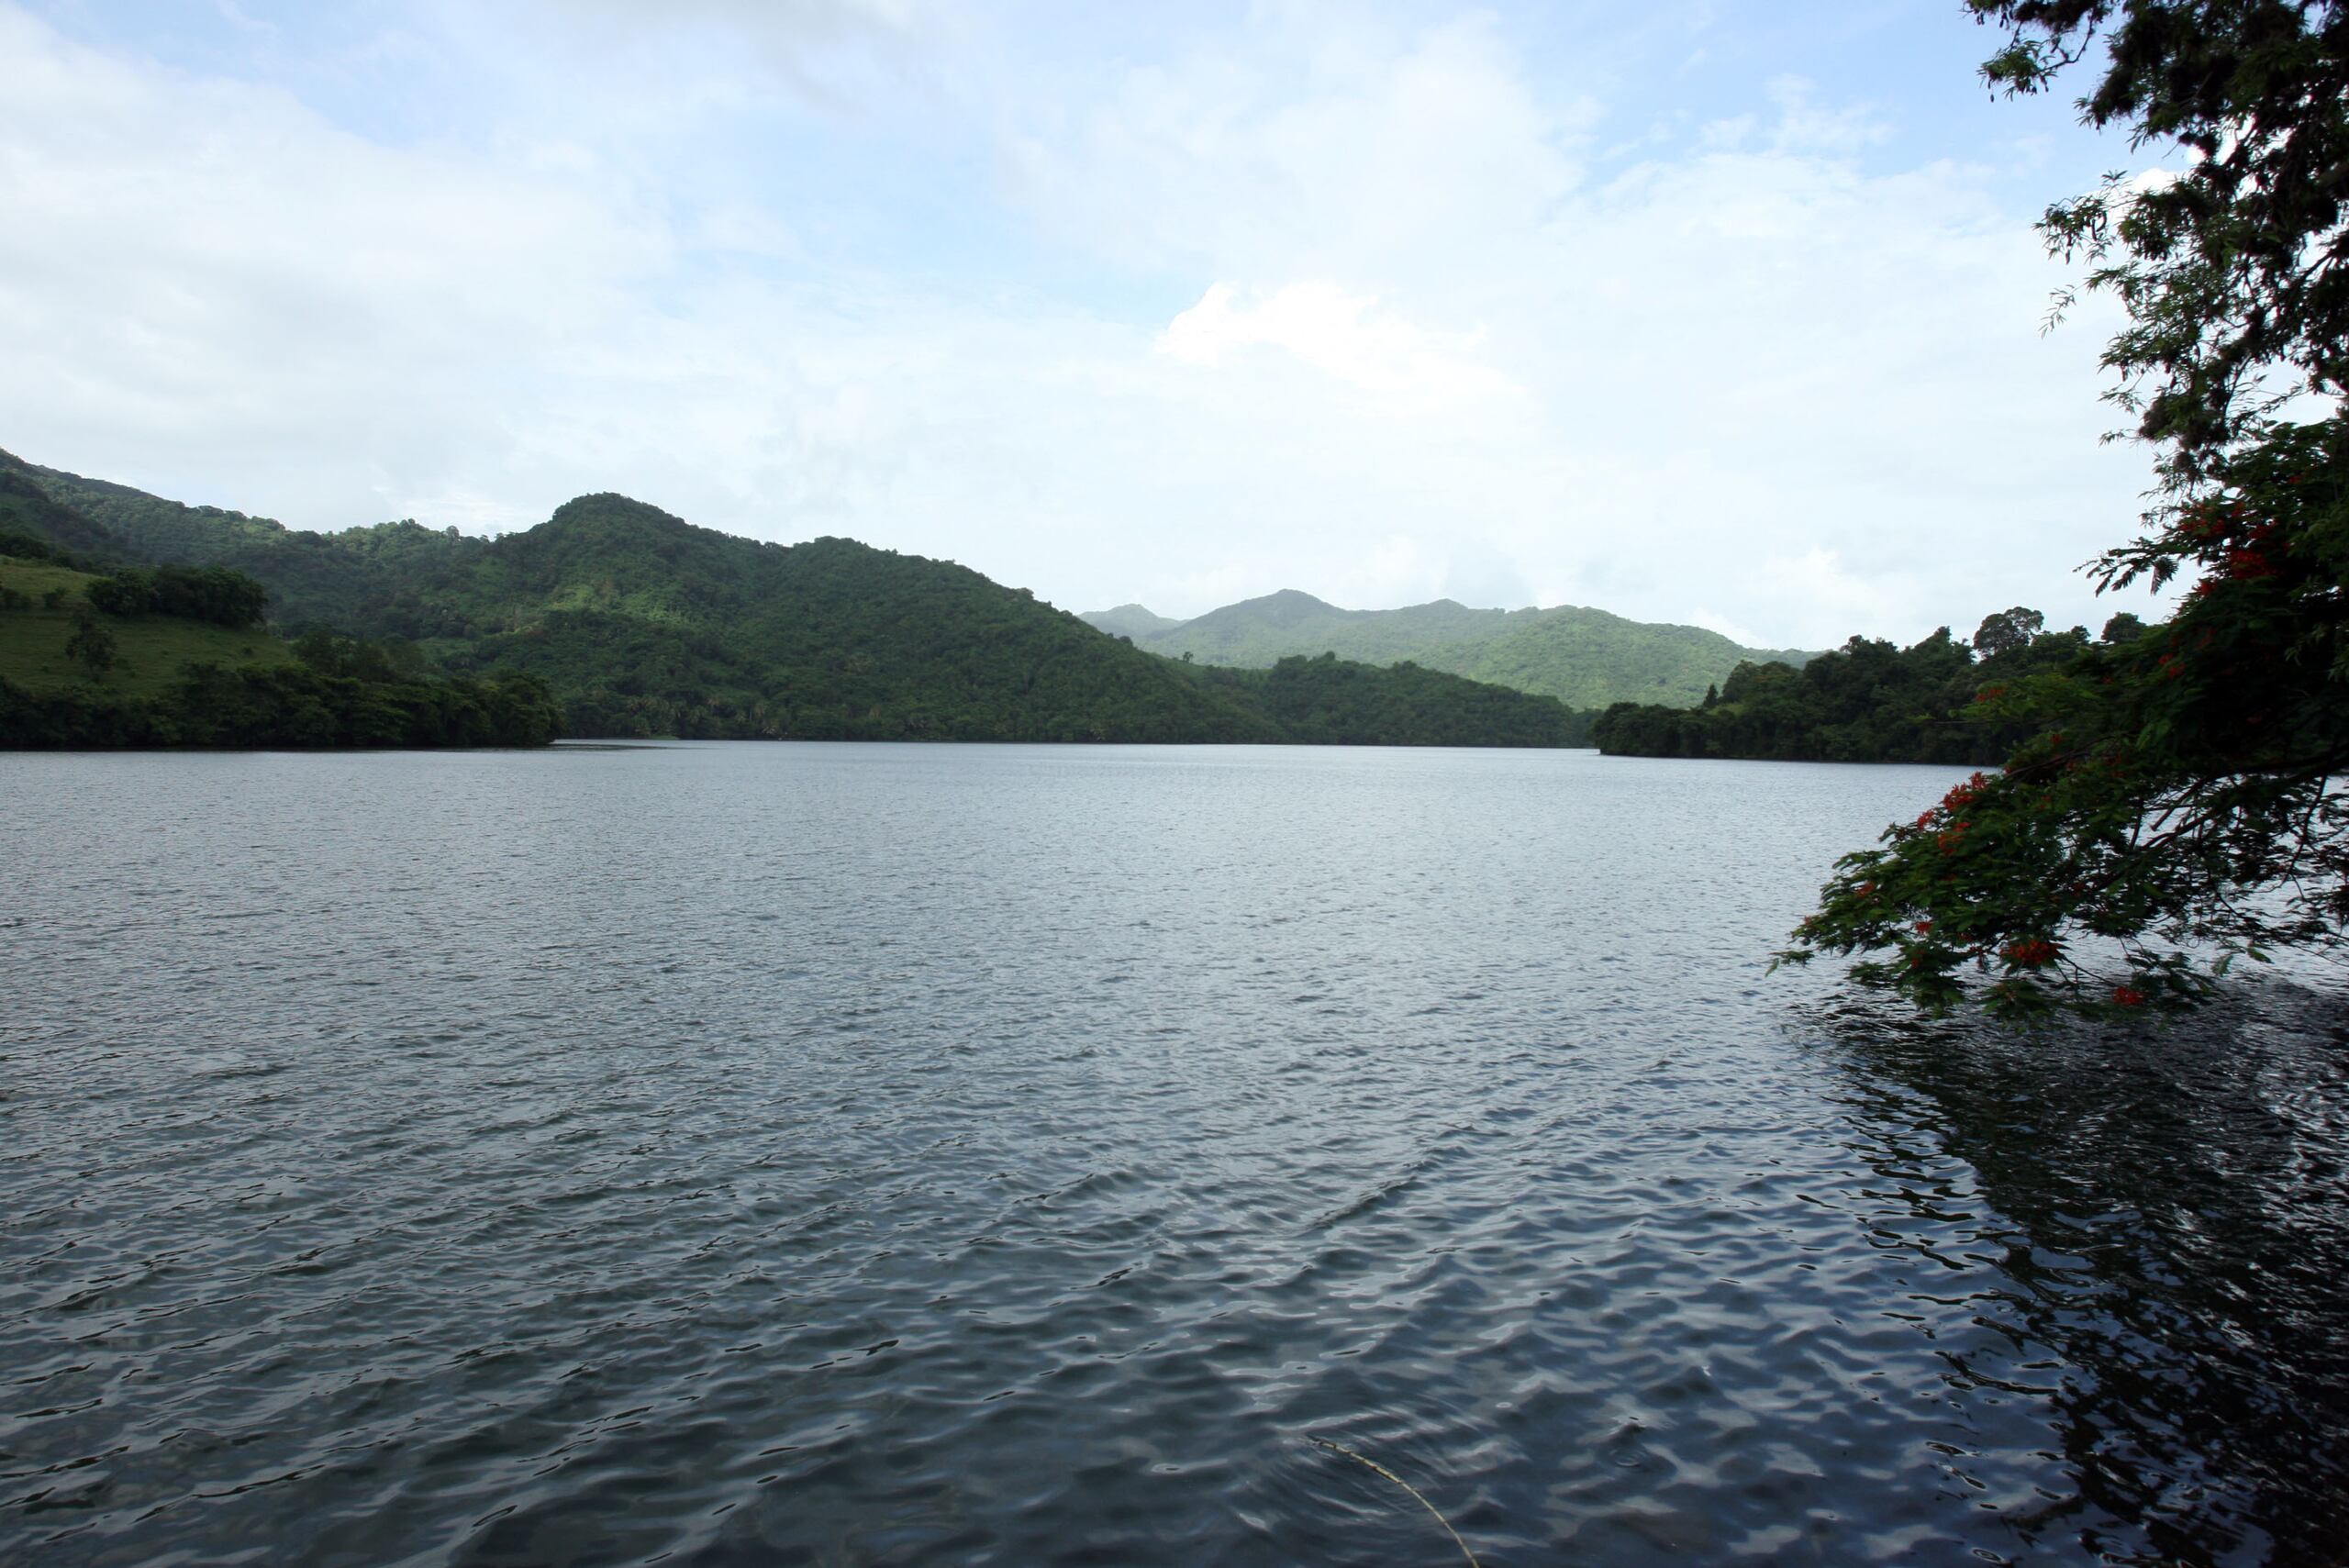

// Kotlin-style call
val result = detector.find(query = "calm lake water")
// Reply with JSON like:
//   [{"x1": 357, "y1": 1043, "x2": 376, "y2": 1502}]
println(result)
[{"x1": 3, "y1": 743, "x2": 2344, "y2": 1567}]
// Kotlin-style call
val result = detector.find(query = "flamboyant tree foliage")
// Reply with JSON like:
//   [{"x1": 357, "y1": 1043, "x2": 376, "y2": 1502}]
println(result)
[{"x1": 1785, "y1": 0, "x2": 2349, "y2": 1018}]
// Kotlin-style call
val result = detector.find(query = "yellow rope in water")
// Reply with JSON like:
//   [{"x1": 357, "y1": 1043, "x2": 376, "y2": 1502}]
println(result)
[{"x1": 1308, "y1": 1436, "x2": 1482, "y2": 1568}]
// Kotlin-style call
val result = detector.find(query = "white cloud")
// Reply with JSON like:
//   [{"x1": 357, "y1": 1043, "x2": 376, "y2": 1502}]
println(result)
[
  {"x1": 1158, "y1": 282, "x2": 1516, "y2": 407},
  {"x1": 1688, "y1": 607, "x2": 1762, "y2": 647}
]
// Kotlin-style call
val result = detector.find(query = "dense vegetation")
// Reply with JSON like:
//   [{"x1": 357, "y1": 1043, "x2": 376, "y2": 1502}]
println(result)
[
  {"x1": 1081, "y1": 589, "x2": 1811, "y2": 709},
  {"x1": 2, "y1": 466, "x2": 1584, "y2": 749},
  {"x1": 84, "y1": 564, "x2": 270, "y2": 628},
  {"x1": 449, "y1": 508, "x2": 1286, "y2": 743},
  {"x1": 1593, "y1": 608, "x2": 2135, "y2": 763},
  {"x1": 1786, "y1": 0, "x2": 2349, "y2": 1019},
  {"x1": 0, "y1": 662, "x2": 564, "y2": 750}
]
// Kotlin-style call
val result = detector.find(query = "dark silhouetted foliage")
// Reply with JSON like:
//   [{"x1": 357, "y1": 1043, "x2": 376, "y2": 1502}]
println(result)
[{"x1": 0, "y1": 662, "x2": 562, "y2": 750}]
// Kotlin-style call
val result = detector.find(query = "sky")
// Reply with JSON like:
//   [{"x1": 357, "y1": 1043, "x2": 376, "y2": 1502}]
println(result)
[{"x1": 1, "y1": 0, "x2": 2185, "y2": 649}]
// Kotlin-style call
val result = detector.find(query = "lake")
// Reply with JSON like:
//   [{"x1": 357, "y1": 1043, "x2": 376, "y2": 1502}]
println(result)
[{"x1": 3, "y1": 742, "x2": 2343, "y2": 1566}]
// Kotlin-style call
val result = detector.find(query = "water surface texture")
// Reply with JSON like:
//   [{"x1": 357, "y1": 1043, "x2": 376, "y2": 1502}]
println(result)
[{"x1": 3, "y1": 744, "x2": 2343, "y2": 1566}]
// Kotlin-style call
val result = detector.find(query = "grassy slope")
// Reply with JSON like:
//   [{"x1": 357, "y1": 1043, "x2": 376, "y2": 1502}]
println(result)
[
  {"x1": 0, "y1": 559, "x2": 296, "y2": 697},
  {"x1": 1107, "y1": 590, "x2": 1813, "y2": 709}
]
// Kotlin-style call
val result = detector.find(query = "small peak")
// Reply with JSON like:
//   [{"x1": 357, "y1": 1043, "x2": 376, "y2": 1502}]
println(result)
[
  {"x1": 1226, "y1": 588, "x2": 1346, "y2": 624},
  {"x1": 546, "y1": 493, "x2": 688, "y2": 528}
]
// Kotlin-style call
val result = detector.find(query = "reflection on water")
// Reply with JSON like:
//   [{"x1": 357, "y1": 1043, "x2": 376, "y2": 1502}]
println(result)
[{"x1": 1814, "y1": 984, "x2": 2349, "y2": 1566}]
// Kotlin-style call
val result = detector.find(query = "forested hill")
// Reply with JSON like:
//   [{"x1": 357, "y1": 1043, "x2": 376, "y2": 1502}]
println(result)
[
  {"x1": 3, "y1": 451, "x2": 1586, "y2": 747},
  {"x1": 1079, "y1": 589, "x2": 1812, "y2": 709},
  {"x1": 448, "y1": 497, "x2": 1288, "y2": 741},
  {"x1": 1591, "y1": 609, "x2": 2146, "y2": 765}
]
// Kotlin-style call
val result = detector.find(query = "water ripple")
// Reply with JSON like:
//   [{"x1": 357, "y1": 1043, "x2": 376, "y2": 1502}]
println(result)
[{"x1": 2, "y1": 743, "x2": 2343, "y2": 1566}]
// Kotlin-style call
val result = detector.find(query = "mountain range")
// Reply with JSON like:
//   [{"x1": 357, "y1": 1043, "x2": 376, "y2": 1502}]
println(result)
[
  {"x1": 0, "y1": 450, "x2": 1585, "y2": 748},
  {"x1": 1082, "y1": 590, "x2": 1812, "y2": 710}
]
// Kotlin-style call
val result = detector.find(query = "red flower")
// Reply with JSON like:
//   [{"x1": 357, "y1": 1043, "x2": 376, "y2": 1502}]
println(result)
[
  {"x1": 2110, "y1": 984, "x2": 2146, "y2": 1008},
  {"x1": 2003, "y1": 938, "x2": 2056, "y2": 967},
  {"x1": 1914, "y1": 919, "x2": 1934, "y2": 936},
  {"x1": 1941, "y1": 772, "x2": 1989, "y2": 811}
]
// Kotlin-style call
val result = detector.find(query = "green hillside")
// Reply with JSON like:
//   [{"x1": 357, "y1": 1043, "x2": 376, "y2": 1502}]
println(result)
[
  {"x1": 1454, "y1": 606, "x2": 1810, "y2": 708},
  {"x1": 1081, "y1": 590, "x2": 1812, "y2": 709},
  {"x1": 430, "y1": 495, "x2": 1286, "y2": 741},
  {"x1": 3, "y1": 455, "x2": 1586, "y2": 748}
]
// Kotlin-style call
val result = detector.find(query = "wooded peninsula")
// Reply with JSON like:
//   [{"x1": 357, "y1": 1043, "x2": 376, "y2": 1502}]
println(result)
[{"x1": 1592, "y1": 606, "x2": 2150, "y2": 766}]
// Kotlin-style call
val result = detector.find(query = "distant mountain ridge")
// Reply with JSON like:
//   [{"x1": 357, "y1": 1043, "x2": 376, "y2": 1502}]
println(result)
[
  {"x1": 1080, "y1": 591, "x2": 1812, "y2": 711},
  {"x1": 1083, "y1": 603, "x2": 1186, "y2": 639}
]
